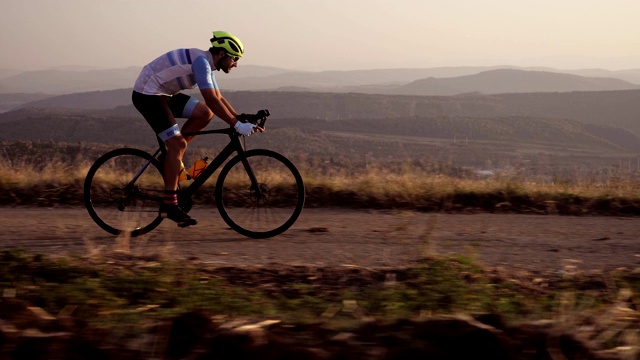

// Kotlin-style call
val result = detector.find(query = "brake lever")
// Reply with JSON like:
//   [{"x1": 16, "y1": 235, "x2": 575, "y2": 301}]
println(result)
[{"x1": 257, "y1": 109, "x2": 270, "y2": 128}]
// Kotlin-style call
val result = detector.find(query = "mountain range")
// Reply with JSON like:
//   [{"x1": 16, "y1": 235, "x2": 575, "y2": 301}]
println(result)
[
  {"x1": 7, "y1": 87, "x2": 640, "y2": 137},
  {"x1": 3, "y1": 64, "x2": 640, "y2": 173},
  {"x1": 388, "y1": 69, "x2": 640, "y2": 96},
  {"x1": 2, "y1": 65, "x2": 640, "y2": 98},
  {"x1": 3, "y1": 88, "x2": 640, "y2": 153}
]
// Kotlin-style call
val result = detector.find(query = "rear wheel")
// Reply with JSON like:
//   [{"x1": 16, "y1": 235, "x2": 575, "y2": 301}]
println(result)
[
  {"x1": 84, "y1": 148, "x2": 165, "y2": 237},
  {"x1": 215, "y1": 149, "x2": 305, "y2": 238}
]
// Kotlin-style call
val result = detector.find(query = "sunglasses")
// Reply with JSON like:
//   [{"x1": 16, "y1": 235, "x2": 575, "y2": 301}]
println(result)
[{"x1": 227, "y1": 54, "x2": 240, "y2": 63}]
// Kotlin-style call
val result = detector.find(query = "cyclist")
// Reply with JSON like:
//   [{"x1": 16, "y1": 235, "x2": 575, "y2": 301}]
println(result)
[{"x1": 132, "y1": 31, "x2": 262, "y2": 227}]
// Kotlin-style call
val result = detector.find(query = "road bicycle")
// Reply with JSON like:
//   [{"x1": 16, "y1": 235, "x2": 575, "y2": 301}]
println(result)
[{"x1": 83, "y1": 110, "x2": 305, "y2": 239}]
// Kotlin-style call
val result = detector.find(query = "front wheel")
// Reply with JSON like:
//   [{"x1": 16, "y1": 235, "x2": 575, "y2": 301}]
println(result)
[
  {"x1": 216, "y1": 149, "x2": 305, "y2": 238},
  {"x1": 84, "y1": 148, "x2": 165, "y2": 237}
]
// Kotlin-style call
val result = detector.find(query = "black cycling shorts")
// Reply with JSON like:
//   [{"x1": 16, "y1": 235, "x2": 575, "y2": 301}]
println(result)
[{"x1": 131, "y1": 91, "x2": 199, "y2": 135}]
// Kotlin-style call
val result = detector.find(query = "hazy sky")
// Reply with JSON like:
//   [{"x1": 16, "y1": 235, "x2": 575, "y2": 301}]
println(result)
[{"x1": 2, "y1": 0, "x2": 640, "y2": 71}]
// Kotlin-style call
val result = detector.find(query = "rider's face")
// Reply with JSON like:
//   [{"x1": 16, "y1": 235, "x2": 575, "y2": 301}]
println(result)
[{"x1": 221, "y1": 55, "x2": 238, "y2": 74}]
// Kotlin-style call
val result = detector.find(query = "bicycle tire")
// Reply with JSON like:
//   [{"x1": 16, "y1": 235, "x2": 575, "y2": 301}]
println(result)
[
  {"x1": 215, "y1": 149, "x2": 305, "y2": 239},
  {"x1": 84, "y1": 148, "x2": 165, "y2": 237}
]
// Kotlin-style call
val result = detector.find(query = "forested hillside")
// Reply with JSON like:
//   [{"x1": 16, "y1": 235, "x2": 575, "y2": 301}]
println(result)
[
  {"x1": 1, "y1": 105, "x2": 632, "y2": 148},
  {"x1": 12, "y1": 89, "x2": 640, "y2": 136},
  {"x1": 0, "y1": 106, "x2": 635, "y2": 164},
  {"x1": 3, "y1": 88, "x2": 639, "y2": 175}
]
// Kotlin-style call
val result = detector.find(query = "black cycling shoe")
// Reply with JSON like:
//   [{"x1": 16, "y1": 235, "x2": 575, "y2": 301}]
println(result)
[{"x1": 159, "y1": 203, "x2": 197, "y2": 228}]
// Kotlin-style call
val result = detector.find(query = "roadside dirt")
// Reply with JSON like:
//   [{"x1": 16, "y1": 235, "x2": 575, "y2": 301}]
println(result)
[
  {"x1": 2, "y1": 207, "x2": 640, "y2": 274},
  {"x1": 3, "y1": 207, "x2": 640, "y2": 359}
]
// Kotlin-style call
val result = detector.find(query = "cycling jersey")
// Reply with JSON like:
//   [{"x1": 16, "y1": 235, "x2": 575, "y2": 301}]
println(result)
[{"x1": 133, "y1": 48, "x2": 220, "y2": 96}]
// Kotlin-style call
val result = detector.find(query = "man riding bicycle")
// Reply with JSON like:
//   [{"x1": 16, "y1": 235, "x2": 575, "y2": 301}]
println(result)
[{"x1": 132, "y1": 31, "x2": 262, "y2": 227}]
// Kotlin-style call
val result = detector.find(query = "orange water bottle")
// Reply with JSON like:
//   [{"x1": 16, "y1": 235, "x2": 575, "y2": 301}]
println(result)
[
  {"x1": 187, "y1": 157, "x2": 208, "y2": 179},
  {"x1": 178, "y1": 161, "x2": 190, "y2": 181}
]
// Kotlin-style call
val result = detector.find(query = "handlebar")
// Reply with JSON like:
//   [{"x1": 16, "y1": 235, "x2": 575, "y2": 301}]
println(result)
[
  {"x1": 182, "y1": 110, "x2": 270, "y2": 138},
  {"x1": 237, "y1": 109, "x2": 270, "y2": 128}
]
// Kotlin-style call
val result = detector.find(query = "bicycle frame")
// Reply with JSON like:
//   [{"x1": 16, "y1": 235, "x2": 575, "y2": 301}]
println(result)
[
  {"x1": 165, "y1": 127, "x2": 260, "y2": 200},
  {"x1": 123, "y1": 127, "x2": 259, "y2": 207}
]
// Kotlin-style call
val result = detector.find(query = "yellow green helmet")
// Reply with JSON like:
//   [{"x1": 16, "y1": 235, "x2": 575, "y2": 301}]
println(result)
[{"x1": 210, "y1": 31, "x2": 244, "y2": 57}]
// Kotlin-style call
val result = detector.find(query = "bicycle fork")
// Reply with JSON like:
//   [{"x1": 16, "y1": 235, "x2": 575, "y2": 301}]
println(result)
[
  {"x1": 238, "y1": 155, "x2": 267, "y2": 202},
  {"x1": 223, "y1": 138, "x2": 266, "y2": 202}
]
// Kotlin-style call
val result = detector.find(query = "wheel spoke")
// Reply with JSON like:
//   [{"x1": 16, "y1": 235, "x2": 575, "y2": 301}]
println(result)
[
  {"x1": 216, "y1": 150, "x2": 304, "y2": 238},
  {"x1": 84, "y1": 149, "x2": 165, "y2": 236}
]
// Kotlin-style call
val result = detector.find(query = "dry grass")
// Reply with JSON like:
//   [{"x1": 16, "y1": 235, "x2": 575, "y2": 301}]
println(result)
[
  {"x1": 301, "y1": 162, "x2": 640, "y2": 198},
  {"x1": 2, "y1": 141, "x2": 640, "y2": 214},
  {"x1": 298, "y1": 162, "x2": 640, "y2": 215}
]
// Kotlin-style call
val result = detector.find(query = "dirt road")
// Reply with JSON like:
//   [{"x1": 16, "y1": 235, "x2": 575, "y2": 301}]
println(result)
[{"x1": 1, "y1": 207, "x2": 640, "y2": 273}]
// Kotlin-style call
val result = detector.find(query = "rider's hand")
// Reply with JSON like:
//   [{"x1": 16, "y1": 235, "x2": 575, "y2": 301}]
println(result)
[{"x1": 234, "y1": 121, "x2": 257, "y2": 136}]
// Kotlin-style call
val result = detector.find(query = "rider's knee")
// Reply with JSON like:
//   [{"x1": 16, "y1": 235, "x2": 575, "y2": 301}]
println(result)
[
  {"x1": 191, "y1": 102, "x2": 213, "y2": 123},
  {"x1": 166, "y1": 136, "x2": 188, "y2": 154}
]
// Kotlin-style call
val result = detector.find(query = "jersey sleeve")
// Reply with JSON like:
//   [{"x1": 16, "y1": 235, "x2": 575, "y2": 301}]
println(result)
[{"x1": 191, "y1": 56, "x2": 219, "y2": 90}]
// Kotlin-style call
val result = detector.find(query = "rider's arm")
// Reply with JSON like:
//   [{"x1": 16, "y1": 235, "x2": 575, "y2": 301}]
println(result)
[
  {"x1": 200, "y1": 88, "x2": 238, "y2": 126},
  {"x1": 220, "y1": 96, "x2": 239, "y2": 118},
  {"x1": 192, "y1": 56, "x2": 239, "y2": 126}
]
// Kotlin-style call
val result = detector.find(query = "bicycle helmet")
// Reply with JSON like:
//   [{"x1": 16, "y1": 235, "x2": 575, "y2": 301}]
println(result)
[{"x1": 210, "y1": 31, "x2": 244, "y2": 58}]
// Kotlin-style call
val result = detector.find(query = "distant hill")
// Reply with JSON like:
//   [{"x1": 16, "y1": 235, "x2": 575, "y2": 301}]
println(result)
[
  {"x1": 218, "y1": 66, "x2": 512, "y2": 91},
  {"x1": 0, "y1": 66, "x2": 527, "y2": 94},
  {"x1": 388, "y1": 69, "x2": 640, "y2": 96},
  {"x1": 0, "y1": 69, "x2": 22, "y2": 80},
  {"x1": 0, "y1": 67, "x2": 141, "y2": 95},
  {"x1": 229, "y1": 65, "x2": 295, "y2": 78},
  {"x1": 0, "y1": 65, "x2": 295, "y2": 95},
  {"x1": 220, "y1": 66, "x2": 640, "y2": 93},
  {"x1": 10, "y1": 88, "x2": 640, "y2": 137},
  {"x1": 0, "y1": 109, "x2": 159, "y2": 147},
  {"x1": 4, "y1": 64, "x2": 640, "y2": 96},
  {"x1": 563, "y1": 68, "x2": 640, "y2": 84},
  {"x1": 4, "y1": 102, "x2": 640, "y2": 177},
  {"x1": 12, "y1": 89, "x2": 132, "y2": 110},
  {"x1": 0, "y1": 93, "x2": 52, "y2": 112},
  {"x1": 0, "y1": 107, "x2": 634, "y2": 154}
]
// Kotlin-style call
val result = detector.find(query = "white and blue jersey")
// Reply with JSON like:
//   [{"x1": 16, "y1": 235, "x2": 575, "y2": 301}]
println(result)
[{"x1": 134, "y1": 48, "x2": 219, "y2": 96}]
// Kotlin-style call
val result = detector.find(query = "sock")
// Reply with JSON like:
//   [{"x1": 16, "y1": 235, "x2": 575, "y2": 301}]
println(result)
[{"x1": 163, "y1": 190, "x2": 178, "y2": 206}]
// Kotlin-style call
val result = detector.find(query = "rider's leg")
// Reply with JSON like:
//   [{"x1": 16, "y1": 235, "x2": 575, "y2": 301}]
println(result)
[
  {"x1": 163, "y1": 134, "x2": 188, "y2": 191},
  {"x1": 158, "y1": 133, "x2": 196, "y2": 227},
  {"x1": 181, "y1": 101, "x2": 214, "y2": 143},
  {"x1": 158, "y1": 131, "x2": 197, "y2": 227},
  {"x1": 157, "y1": 101, "x2": 211, "y2": 226},
  {"x1": 131, "y1": 91, "x2": 197, "y2": 227}
]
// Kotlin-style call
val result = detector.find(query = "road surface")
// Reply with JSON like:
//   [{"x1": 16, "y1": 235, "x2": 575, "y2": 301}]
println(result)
[{"x1": 1, "y1": 207, "x2": 639, "y2": 273}]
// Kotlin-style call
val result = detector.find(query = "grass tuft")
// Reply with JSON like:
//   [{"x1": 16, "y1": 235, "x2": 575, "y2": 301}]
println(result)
[{"x1": 3, "y1": 141, "x2": 640, "y2": 215}]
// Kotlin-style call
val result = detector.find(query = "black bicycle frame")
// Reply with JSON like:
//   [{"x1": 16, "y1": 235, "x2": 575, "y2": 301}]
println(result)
[
  {"x1": 174, "y1": 128, "x2": 261, "y2": 199},
  {"x1": 125, "y1": 147, "x2": 163, "y2": 192}
]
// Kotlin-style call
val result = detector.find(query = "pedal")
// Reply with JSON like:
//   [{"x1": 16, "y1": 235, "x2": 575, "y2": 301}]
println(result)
[{"x1": 177, "y1": 220, "x2": 197, "y2": 228}]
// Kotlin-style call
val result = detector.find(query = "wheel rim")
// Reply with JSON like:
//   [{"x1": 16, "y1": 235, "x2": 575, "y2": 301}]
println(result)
[
  {"x1": 85, "y1": 150, "x2": 164, "y2": 236},
  {"x1": 217, "y1": 150, "x2": 304, "y2": 238}
]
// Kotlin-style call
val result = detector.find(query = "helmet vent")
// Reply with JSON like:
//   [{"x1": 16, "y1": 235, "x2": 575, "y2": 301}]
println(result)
[{"x1": 210, "y1": 31, "x2": 244, "y2": 56}]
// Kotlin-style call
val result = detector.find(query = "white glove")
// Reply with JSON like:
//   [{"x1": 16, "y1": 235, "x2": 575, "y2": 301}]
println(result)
[{"x1": 234, "y1": 121, "x2": 256, "y2": 136}]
